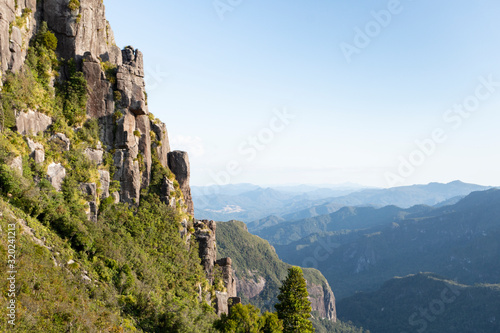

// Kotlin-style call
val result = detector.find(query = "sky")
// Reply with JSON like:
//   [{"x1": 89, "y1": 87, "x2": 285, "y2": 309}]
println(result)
[{"x1": 103, "y1": 0, "x2": 500, "y2": 188}]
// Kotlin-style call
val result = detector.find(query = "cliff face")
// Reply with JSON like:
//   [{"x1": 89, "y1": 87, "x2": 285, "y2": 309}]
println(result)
[
  {"x1": 0, "y1": 0, "x2": 193, "y2": 213},
  {"x1": 216, "y1": 220, "x2": 337, "y2": 322},
  {"x1": 194, "y1": 220, "x2": 238, "y2": 315}
]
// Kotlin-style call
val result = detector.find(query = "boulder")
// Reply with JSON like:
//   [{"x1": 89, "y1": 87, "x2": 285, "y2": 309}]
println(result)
[
  {"x1": 47, "y1": 163, "x2": 66, "y2": 191},
  {"x1": 111, "y1": 191, "x2": 120, "y2": 204},
  {"x1": 84, "y1": 147, "x2": 104, "y2": 165},
  {"x1": 167, "y1": 151, "x2": 194, "y2": 215},
  {"x1": 26, "y1": 138, "x2": 45, "y2": 164},
  {"x1": 49, "y1": 133, "x2": 71, "y2": 151},
  {"x1": 16, "y1": 110, "x2": 52, "y2": 135}
]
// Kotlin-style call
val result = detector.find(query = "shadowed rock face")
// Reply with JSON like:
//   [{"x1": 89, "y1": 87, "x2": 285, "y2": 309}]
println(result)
[
  {"x1": 307, "y1": 283, "x2": 337, "y2": 321},
  {"x1": 168, "y1": 150, "x2": 194, "y2": 215},
  {"x1": 195, "y1": 220, "x2": 217, "y2": 283}
]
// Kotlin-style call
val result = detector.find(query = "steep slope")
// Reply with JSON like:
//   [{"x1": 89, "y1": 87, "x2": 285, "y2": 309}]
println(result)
[
  {"x1": 338, "y1": 273, "x2": 500, "y2": 333},
  {"x1": 276, "y1": 189, "x2": 500, "y2": 299},
  {"x1": 215, "y1": 220, "x2": 336, "y2": 322},
  {"x1": 0, "y1": 1, "x2": 223, "y2": 331}
]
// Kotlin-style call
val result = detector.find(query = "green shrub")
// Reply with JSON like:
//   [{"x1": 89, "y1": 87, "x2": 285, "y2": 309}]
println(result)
[
  {"x1": 59, "y1": 60, "x2": 88, "y2": 126},
  {"x1": 76, "y1": 118, "x2": 100, "y2": 146},
  {"x1": 68, "y1": 0, "x2": 80, "y2": 11},
  {"x1": 101, "y1": 61, "x2": 117, "y2": 85},
  {"x1": 43, "y1": 30, "x2": 58, "y2": 51}
]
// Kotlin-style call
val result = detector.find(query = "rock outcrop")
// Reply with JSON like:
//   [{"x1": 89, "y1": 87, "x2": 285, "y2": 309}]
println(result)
[
  {"x1": 1, "y1": 0, "x2": 193, "y2": 216},
  {"x1": 168, "y1": 151, "x2": 194, "y2": 215},
  {"x1": 1, "y1": 0, "x2": 223, "y2": 315},
  {"x1": 151, "y1": 121, "x2": 170, "y2": 167},
  {"x1": 195, "y1": 220, "x2": 217, "y2": 283},
  {"x1": 216, "y1": 257, "x2": 237, "y2": 298},
  {"x1": 42, "y1": 0, "x2": 121, "y2": 65},
  {"x1": 195, "y1": 220, "x2": 239, "y2": 315},
  {"x1": 49, "y1": 133, "x2": 71, "y2": 151},
  {"x1": 98, "y1": 170, "x2": 110, "y2": 199},
  {"x1": 79, "y1": 183, "x2": 98, "y2": 222},
  {"x1": 16, "y1": 111, "x2": 52, "y2": 136},
  {"x1": 308, "y1": 282, "x2": 337, "y2": 321},
  {"x1": 0, "y1": 0, "x2": 37, "y2": 76},
  {"x1": 84, "y1": 146, "x2": 104, "y2": 165},
  {"x1": 236, "y1": 276, "x2": 267, "y2": 299},
  {"x1": 26, "y1": 138, "x2": 45, "y2": 164},
  {"x1": 47, "y1": 163, "x2": 66, "y2": 191}
]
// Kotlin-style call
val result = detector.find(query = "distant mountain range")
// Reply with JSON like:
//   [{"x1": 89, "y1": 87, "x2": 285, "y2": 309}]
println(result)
[
  {"x1": 192, "y1": 183, "x2": 368, "y2": 222},
  {"x1": 193, "y1": 181, "x2": 491, "y2": 223},
  {"x1": 274, "y1": 189, "x2": 500, "y2": 299}
]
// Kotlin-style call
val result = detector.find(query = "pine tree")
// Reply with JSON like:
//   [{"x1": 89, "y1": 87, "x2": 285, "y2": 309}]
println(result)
[{"x1": 275, "y1": 267, "x2": 315, "y2": 333}]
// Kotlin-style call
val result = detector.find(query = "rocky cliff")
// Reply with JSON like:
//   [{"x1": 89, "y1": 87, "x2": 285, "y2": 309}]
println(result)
[
  {"x1": 194, "y1": 219, "x2": 239, "y2": 315},
  {"x1": 0, "y1": 0, "x2": 193, "y2": 213},
  {"x1": 216, "y1": 220, "x2": 337, "y2": 322},
  {"x1": 0, "y1": 0, "x2": 244, "y2": 319}
]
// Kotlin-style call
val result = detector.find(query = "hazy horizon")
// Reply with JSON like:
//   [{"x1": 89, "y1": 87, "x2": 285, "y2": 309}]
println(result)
[
  {"x1": 191, "y1": 179, "x2": 498, "y2": 190},
  {"x1": 104, "y1": 1, "x2": 500, "y2": 188}
]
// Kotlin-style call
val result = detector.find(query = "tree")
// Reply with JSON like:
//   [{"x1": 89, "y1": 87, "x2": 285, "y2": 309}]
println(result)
[
  {"x1": 214, "y1": 304, "x2": 262, "y2": 333},
  {"x1": 259, "y1": 312, "x2": 283, "y2": 333},
  {"x1": 214, "y1": 304, "x2": 284, "y2": 333},
  {"x1": 275, "y1": 267, "x2": 315, "y2": 333}
]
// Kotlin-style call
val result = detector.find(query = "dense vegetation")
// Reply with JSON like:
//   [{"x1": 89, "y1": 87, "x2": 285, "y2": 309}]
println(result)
[
  {"x1": 0, "y1": 129, "x2": 219, "y2": 331},
  {"x1": 338, "y1": 273, "x2": 500, "y2": 333}
]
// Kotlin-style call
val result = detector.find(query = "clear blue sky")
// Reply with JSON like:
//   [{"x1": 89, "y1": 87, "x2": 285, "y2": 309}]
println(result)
[{"x1": 104, "y1": 0, "x2": 500, "y2": 188}]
